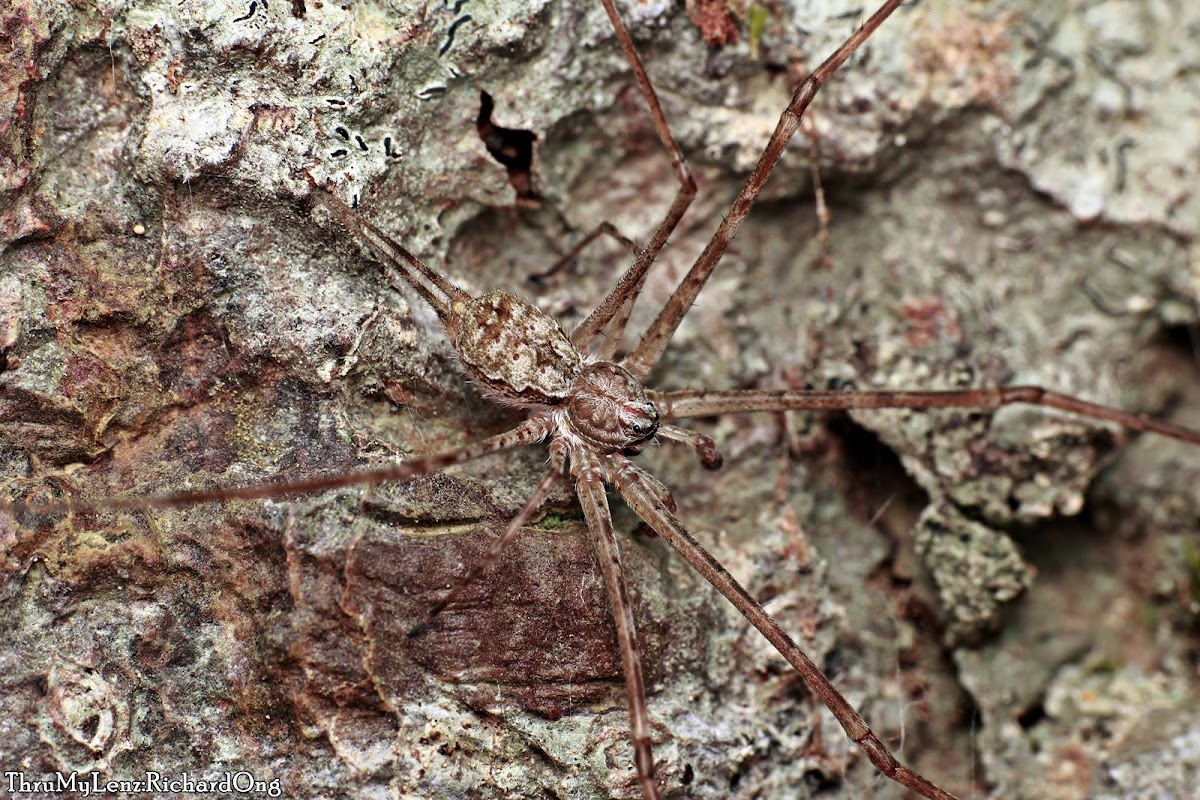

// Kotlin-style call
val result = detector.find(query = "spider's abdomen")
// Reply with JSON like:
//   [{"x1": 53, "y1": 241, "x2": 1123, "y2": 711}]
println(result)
[{"x1": 451, "y1": 290, "x2": 582, "y2": 406}]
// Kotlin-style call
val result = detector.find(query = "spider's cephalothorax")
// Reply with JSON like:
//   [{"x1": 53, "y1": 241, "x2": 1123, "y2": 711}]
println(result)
[{"x1": 564, "y1": 361, "x2": 659, "y2": 453}]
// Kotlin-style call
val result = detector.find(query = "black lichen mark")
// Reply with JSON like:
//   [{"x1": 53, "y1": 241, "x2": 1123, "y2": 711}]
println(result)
[
  {"x1": 330, "y1": 125, "x2": 361, "y2": 159},
  {"x1": 1017, "y1": 695, "x2": 1048, "y2": 736},
  {"x1": 1113, "y1": 138, "x2": 1136, "y2": 193},
  {"x1": 328, "y1": 122, "x2": 402, "y2": 165},
  {"x1": 439, "y1": 11, "x2": 473, "y2": 57},
  {"x1": 416, "y1": 85, "x2": 447, "y2": 101},
  {"x1": 233, "y1": 0, "x2": 268, "y2": 24},
  {"x1": 233, "y1": 1, "x2": 256, "y2": 23},
  {"x1": 477, "y1": 92, "x2": 540, "y2": 204}
]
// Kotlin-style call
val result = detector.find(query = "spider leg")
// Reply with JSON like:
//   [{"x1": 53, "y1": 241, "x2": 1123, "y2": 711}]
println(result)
[
  {"x1": 311, "y1": 190, "x2": 471, "y2": 324},
  {"x1": 409, "y1": 467, "x2": 561, "y2": 637},
  {"x1": 800, "y1": 115, "x2": 833, "y2": 271},
  {"x1": 650, "y1": 387, "x2": 1200, "y2": 445},
  {"x1": 2, "y1": 417, "x2": 551, "y2": 518},
  {"x1": 606, "y1": 456, "x2": 677, "y2": 516},
  {"x1": 575, "y1": 452, "x2": 660, "y2": 800},
  {"x1": 611, "y1": 454, "x2": 958, "y2": 800},
  {"x1": 526, "y1": 221, "x2": 639, "y2": 286},
  {"x1": 570, "y1": 0, "x2": 699, "y2": 353},
  {"x1": 623, "y1": 0, "x2": 906, "y2": 378}
]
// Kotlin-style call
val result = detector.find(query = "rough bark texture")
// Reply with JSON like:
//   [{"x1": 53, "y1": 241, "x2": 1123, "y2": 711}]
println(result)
[{"x1": 2, "y1": 1, "x2": 1199, "y2": 799}]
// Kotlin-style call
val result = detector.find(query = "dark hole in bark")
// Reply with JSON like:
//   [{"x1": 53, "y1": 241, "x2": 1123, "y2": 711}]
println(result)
[
  {"x1": 80, "y1": 713, "x2": 100, "y2": 741},
  {"x1": 477, "y1": 91, "x2": 540, "y2": 204},
  {"x1": 1161, "y1": 322, "x2": 1200, "y2": 369},
  {"x1": 1017, "y1": 697, "x2": 1048, "y2": 734}
]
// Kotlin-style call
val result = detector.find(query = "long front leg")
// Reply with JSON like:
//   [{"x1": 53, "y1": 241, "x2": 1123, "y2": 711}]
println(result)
[
  {"x1": 569, "y1": 0, "x2": 698, "y2": 354},
  {"x1": 623, "y1": 0, "x2": 906, "y2": 378},
  {"x1": 651, "y1": 387, "x2": 1200, "y2": 445},
  {"x1": 612, "y1": 457, "x2": 958, "y2": 800},
  {"x1": 574, "y1": 454, "x2": 660, "y2": 800}
]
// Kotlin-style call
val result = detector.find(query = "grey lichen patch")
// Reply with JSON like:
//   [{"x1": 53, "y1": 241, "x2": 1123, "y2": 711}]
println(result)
[
  {"x1": 1013, "y1": 658, "x2": 1195, "y2": 799},
  {"x1": 996, "y1": 0, "x2": 1200, "y2": 233},
  {"x1": 915, "y1": 503, "x2": 1034, "y2": 642},
  {"x1": 1094, "y1": 709, "x2": 1200, "y2": 800},
  {"x1": 735, "y1": 107, "x2": 1194, "y2": 646},
  {"x1": 121, "y1": 0, "x2": 524, "y2": 243}
]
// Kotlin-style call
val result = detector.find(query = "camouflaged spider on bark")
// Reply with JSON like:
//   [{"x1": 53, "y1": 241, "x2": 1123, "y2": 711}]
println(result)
[{"x1": 5, "y1": 1, "x2": 1200, "y2": 799}]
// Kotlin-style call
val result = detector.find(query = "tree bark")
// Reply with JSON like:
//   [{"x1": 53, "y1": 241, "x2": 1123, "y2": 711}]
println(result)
[{"x1": 2, "y1": 1, "x2": 1198, "y2": 798}]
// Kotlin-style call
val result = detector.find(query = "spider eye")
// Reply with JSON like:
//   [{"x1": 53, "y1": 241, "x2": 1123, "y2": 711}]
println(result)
[{"x1": 627, "y1": 417, "x2": 656, "y2": 440}]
